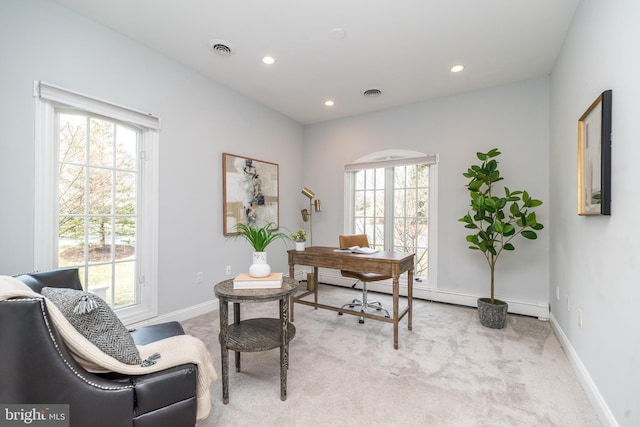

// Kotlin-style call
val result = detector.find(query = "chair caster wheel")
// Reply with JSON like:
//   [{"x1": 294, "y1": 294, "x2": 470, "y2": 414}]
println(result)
[
  {"x1": 376, "y1": 307, "x2": 382, "y2": 311},
  {"x1": 359, "y1": 318, "x2": 364, "y2": 324},
  {"x1": 338, "y1": 312, "x2": 343, "y2": 316}
]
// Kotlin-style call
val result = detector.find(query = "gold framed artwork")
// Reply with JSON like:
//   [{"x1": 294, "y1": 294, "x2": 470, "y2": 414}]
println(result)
[
  {"x1": 577, "y1": 90, "x2": 612, "y2": 215},
  {"x1": 222, "y1": 153, "x2": 279, "y2": 235}
]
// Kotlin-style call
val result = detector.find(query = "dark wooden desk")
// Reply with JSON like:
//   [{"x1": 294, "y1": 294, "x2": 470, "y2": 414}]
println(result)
[
  {"x1": 288, "y1": 246, "x2": 414, "y2": 349},
  {"x1": 214, "y1": 277, "x2": 300, "y2": 403}
]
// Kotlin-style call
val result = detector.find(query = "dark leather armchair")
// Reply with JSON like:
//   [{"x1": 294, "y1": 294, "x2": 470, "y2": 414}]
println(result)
[{"x1": 0, "y1": 268, "x2": 200, "y2": 427}]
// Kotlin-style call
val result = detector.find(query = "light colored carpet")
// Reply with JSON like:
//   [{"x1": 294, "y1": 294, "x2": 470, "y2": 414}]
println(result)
[{"x1": 183, "y1": 284, "x2": 600, "y2": 427}]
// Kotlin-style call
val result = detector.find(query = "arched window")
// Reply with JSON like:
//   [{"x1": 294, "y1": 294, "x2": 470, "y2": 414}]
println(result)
[{"x1": 344, "y1": 150, "x2": 438, "y2": 285}]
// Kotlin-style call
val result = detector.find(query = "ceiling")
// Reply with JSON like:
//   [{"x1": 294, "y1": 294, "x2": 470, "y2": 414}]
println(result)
[{"x1": 49, "y1": 0, "x2": 580, "y2": 125}]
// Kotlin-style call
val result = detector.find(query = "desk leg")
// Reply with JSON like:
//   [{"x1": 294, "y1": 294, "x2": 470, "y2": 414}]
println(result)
[
  {"x1": 219, "y1": 299, "x2": 229, "y2": 404},
  {"x1": 393, "y1": 274, "x2": 400, "y2": 349},
  {"x1": 313, "y1": 267, "x2": 319, "y2": 307},
  {"x1": 279, "y1": 297, "x2": 289, "y2": 401},
  {"x1": 233, "y1": 302, "x2": 241, "y2": 372},
  {"x1": 408, "y1": 268, "x2": 414, "y2": 331}
]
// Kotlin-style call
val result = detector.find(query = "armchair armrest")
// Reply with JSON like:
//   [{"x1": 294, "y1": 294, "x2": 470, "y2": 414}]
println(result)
[{"x1": 133, "y1": 364, "x2": 198, "y2": 414}]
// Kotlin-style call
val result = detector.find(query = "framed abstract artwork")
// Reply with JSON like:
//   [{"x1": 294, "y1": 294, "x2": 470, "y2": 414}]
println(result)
[
  {"x1": 577, "y1": 89, "x2": 612, "y2": 215},
  {"x1": 222, "y1": 153, "x2": 280, "y2": 235}
]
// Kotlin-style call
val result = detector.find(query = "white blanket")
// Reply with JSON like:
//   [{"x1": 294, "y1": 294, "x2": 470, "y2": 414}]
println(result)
[{"x1": 0, "y1": 275, "x2": 216, "y2": 421}]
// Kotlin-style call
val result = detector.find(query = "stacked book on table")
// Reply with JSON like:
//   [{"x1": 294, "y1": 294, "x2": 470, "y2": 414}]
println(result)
[{"x1": 233, "y1": 272, "x2": 283, "y2": 289}]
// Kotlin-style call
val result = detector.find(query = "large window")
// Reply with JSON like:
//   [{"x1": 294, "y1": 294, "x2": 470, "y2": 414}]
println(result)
[
  {"x1": 345, "y1": 152, "x2": 438, "y2": 283},
  {"x1": 57, "y1": 112, "x2": 138, "y2": 307},
  {"x1": 34, "y1": 82, "x2": 159, "y2": 324}
]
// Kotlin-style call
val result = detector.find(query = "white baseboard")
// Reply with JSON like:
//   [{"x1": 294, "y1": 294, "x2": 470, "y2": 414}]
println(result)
[{"x1": 549, "y1": 313, "x2": 618, "y2": 427}]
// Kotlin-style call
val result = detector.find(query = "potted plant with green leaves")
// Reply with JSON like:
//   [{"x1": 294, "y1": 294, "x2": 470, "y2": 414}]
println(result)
[
  {"x1": 291, "y1": 228, "x2": 307, "y2": 251},
  {"x1": 230, "y1": 222, "x2": 291, "y2": 277},
  {"x1": 458, "y1": 148, "x2": 544, "y2": 329}
]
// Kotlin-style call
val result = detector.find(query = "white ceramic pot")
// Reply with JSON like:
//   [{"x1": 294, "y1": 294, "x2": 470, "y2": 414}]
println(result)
[
  {"x1": 249, "y1": 251, "x2": 271, "y2": 277},
  {"x1": 295, "y1": 241, "x2": 306, "y2": 251}
]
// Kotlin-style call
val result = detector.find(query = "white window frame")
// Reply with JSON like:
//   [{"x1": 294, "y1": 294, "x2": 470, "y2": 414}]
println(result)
[
  {"x1": 33, "y1": 81, "x2": 159, "y2": 325},
  {"x1": 344, "y1": 150, "x2": 438, "y2": 288}
]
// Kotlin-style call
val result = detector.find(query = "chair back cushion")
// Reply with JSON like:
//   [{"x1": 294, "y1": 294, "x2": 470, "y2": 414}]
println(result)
[
  {"x1": 15, "y1": 268, "x2": 83, "y2": 293},
  {"x1": 339, "y1": 234, "x2": 369, "y2": 248}
]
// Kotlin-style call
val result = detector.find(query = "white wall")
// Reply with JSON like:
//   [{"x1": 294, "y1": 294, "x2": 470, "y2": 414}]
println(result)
[
  {"x1": 303, "y1": 78, "x2": 551, "y2": 316},
  {"x1": 550, "y1": 0, "x2": 640, "y2": 425},
  {"x1": 0, "y1": 0, "x2": 304, "y2": 316}
]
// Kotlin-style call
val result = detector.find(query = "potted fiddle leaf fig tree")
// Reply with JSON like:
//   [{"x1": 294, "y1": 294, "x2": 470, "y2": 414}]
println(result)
[{"x1": 458, "y1": 148, "x2": 544, "y2": 329}]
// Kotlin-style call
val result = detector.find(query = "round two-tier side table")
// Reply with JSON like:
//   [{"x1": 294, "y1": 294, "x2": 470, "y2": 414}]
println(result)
[{"x1": 214, "y1": 276, "x2": 300, "y2": 404}]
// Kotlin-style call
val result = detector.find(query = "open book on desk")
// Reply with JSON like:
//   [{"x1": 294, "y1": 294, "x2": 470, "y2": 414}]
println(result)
[{"x1": 333, "y1": 246, "x2": 378, "y2": 254}]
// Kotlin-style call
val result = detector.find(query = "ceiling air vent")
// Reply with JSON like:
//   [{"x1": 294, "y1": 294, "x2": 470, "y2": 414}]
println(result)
[
  {"x1": 362, "y1": 88, "x2": 382, "y2": 97},
  {"x1": 208, "y1": 39, "x2": 234, "y2": 56}
]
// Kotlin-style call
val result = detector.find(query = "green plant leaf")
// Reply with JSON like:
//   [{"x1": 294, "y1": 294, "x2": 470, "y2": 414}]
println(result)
[
  {"x1": 485, "y1": 245, "x2": 497, "y2": 256},
  {"x1": 229, "y1": 222, "x2": 291, "y2": 251},
  {"x1": 510, "y1": 202, "x2": 520, "y2": 216},
  {"x1": 503, "y1": 243, "x2": 515, "y2": 250},
  {"x1": 487, "y1": 148, "x2": 501, "y2": 157},
  {"x1": 521, "y1": 230, "x2": 538, "y2": 240},
  {"x1": 503, "y1": 224, "x2": 515, "y2": 236}
]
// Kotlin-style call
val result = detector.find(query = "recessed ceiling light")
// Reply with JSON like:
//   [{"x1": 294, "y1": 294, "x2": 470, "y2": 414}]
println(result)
[
  {"x1": 262, "y1": 56, "x2": 276, "y2": 65},
  {"x1": 324, "y1": 100, "x2": 335, "y2": 107},
  {"x1": 450, "y1": 64, "x2": 465, "y2": 73}
]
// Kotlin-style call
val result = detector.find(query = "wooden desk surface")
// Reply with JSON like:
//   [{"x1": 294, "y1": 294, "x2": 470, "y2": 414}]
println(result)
[{"x1": 287, "y1": 246, "x2": 414, "y2": 276}]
